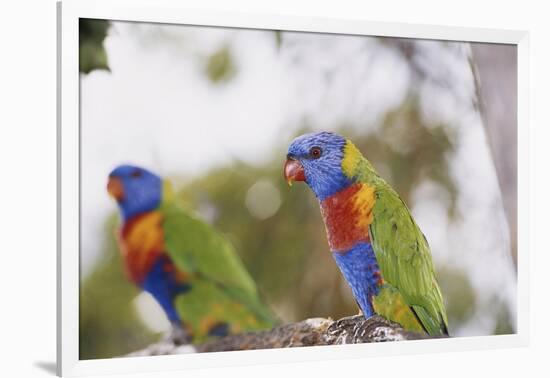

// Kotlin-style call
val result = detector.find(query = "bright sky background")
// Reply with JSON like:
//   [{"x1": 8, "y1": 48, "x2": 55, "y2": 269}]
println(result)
[{"x1": 81, "y1": 21, "x2": 516, "y2": 336}]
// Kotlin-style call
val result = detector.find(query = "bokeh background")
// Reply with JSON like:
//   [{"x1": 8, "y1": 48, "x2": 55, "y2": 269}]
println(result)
[{"x1": 79, "y1": 19, "x2": 518, "y2": 359}]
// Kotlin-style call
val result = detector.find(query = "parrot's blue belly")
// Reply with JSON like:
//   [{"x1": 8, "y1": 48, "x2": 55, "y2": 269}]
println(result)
[
  {"x1": 141, "y1": 255, "x2": 191, "y2": 323},
  {"x1": 332, "y1": 241, "x2": 382, "y2": 317}
]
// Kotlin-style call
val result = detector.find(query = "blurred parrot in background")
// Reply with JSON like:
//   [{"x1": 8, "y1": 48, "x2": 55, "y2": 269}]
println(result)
[
  {"x1": 107, "y1": 165, "x2": 276, "y2": 344},
  {"x1": 284, "y1": 132, "x2": 449, "y2": 336}
]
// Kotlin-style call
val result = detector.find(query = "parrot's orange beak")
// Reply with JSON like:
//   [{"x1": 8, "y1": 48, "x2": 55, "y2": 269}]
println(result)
[
  {"x1": 284, "y1": 158, "x2": 305, "y2": 186},
  {"x1": 107, "y1": 176, "x2": 125, "y2": 201}
]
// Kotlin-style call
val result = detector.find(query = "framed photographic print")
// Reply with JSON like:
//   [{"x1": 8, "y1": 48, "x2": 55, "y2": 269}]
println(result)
[{"x1": 58, "y1": 0, "x2": 529, "y2": 376}]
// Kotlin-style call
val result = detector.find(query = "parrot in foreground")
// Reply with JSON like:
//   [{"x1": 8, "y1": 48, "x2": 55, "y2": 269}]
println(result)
[
  {"x1": 284, "y1": 132, "x2": 449, "y2": 336},
  {"x1": 107, "y1": 165, "x2": 276, "y2": 344}
]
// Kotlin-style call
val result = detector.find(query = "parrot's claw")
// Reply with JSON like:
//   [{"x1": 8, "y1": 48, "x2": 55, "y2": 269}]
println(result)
[{"x1": 163, "y1": 324, "x2": 192, "y2": 346}]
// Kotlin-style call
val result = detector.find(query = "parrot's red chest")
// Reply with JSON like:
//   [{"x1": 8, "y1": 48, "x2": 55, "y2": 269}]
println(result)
[
  {"x1": 117, "y1": 211, "x2": 166, "y2": 284},
  {"x1": 320, "y1": 183, "x2": 376, "y2": 252}
]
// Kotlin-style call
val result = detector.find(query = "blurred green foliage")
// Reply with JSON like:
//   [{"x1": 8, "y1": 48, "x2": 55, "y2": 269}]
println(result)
[
  {"x1": 205, "y1": 46, "x2": 236, "y2": 83},
  {"x1": 492, "y1": 299, "x2": 515, "y2": 335},
  {"x1": 79, "y1": 19, "x2": 110, "y2": 74},
  {"x1": 436, "y1": 267, "x2": 475, "y2": 330}
]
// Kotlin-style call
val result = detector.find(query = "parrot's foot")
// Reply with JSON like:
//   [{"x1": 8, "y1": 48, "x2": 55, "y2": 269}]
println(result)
[{"x1": 163, "y1": 324, "x2": 192, "y2": 346}]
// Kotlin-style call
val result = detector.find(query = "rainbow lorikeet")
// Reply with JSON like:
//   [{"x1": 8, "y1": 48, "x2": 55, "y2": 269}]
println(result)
[
  {"x1": 107, "y1": 165, "x2": 276, "y2": 344},
  {"x1": 284, "y1": 132, "x2": 449, "y2": 336}
]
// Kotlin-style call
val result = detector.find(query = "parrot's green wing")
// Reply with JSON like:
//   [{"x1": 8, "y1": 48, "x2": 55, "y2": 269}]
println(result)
[
  {"x1": 161, "y1": 202, "x2": 257, "y2": 294},
  {"x1": 370, "y1": 185, "x2": 448, "y2": 335},
  {"x1": 160, "y1": 201, "x2": 276, "y2": 340},
  {"x1": 356, "y1": 161, "x2": 448, "y2": 336}
]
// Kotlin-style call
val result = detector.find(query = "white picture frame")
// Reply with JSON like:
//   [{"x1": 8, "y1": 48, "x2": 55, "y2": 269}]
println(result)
[{"x1": 58, "y1": 0, "x2": 530, "y2": 376}]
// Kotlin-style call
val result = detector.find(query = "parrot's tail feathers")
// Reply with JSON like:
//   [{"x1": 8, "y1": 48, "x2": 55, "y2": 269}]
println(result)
[
  {"x1": 440, "y1": 317, "x2": 450, "y2": 336},
  {"x1": 410, "y1": 305, "x2": 449, "y2": 337},
  {"x1": 409, "y1": 306, "x2": 430, "y2": 334}
]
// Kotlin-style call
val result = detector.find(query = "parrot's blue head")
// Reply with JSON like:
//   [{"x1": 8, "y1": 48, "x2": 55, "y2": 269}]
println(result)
[
  {"x1": 284, "y1": 131, "x2": 354, "y2": 200},
  {"x1": 107, "y1": 164, "x2": 162, "y2": 221}
]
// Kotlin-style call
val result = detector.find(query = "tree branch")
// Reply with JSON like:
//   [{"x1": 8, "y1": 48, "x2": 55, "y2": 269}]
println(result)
[{"x1": 127, "y1": 315, "x2": 433, "y2": 356}]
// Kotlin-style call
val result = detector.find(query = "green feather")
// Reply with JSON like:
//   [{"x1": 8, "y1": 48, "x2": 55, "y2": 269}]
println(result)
[
  {"x1": 353, "y1": 155, "x2": 449, "y2": 336},
  {"x1": 159, "y1": 198, "x2": 276, "y2": 342}
]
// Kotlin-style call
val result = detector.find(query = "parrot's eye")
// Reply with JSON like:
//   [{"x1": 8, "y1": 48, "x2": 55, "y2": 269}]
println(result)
[
  {"x1": 131, "y1": 169, "x2": 142, "y2": 178},
  {"x1": 309, "y1": 146, "x2": 322, "y2": 159}
]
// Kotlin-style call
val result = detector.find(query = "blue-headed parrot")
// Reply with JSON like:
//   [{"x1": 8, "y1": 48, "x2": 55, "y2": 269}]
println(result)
[
  {"x1": 107, "y1": 165, "x2": 276, "y2": 344},
  {"x1": 284, "y1": 132, "x2": 448, "y2": 336}
]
